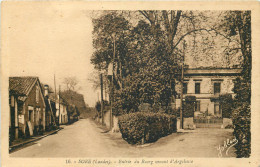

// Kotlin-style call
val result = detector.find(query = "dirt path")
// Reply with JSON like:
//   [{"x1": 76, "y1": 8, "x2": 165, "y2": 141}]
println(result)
[{"x1": 10, "y1": 118, "x2": 236, "y2": 158}]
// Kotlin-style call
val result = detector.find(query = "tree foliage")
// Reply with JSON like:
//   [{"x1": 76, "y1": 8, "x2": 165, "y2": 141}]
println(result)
[
  {"x1": 63, "y1": 77, "x2": 79, "y2": 91},
  {"x1": 220, "y1": 11, "x2": 251, "y2": 158},
  {"x1": 91, "y1": 12, "x2": 130, "y2": 71},
  {"x1": 112, "y1": 19, "x2": 177, "y2": 115},
  {"x1": 91, "y1": 11, "x2": 240, "y2": 117}
]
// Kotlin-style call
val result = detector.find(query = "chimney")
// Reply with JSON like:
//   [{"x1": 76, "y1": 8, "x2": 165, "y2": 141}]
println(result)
[{"x1": 44, "y1": 85, "x2": 49, "y2": 97}]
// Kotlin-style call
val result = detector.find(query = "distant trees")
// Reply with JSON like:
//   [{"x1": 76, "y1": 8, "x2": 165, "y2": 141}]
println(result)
[
  {"x1": 61, "y1": 76, "x2": 86, "y2": 118},
  {"x1": 63, "y1": 77, "x2": 79, "y2": 91}
]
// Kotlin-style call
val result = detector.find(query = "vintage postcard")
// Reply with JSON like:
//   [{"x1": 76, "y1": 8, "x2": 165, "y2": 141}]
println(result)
[{"x1": 1, "y1": 1, "x2": 260, "y2": 167}]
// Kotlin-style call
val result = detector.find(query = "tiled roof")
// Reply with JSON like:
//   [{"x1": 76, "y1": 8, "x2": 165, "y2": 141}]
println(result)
[
  {"x1": 48, "y1": 93, "x2": 67, "y2": 105},
  {"x1": 9, "y1": 77, "x2": 38, "y2": 96}
]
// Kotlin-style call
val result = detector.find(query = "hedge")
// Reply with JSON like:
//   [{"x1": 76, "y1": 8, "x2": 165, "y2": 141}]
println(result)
[
  {"x1": 232, "y1": 102, "x2": 251, "y2": 157},
  {"x1": 219, "y1": 94, "x2": 233, "y2": 118},
  {"x1": 118, "y1": 112, "x2": 177, "y2": 144}
]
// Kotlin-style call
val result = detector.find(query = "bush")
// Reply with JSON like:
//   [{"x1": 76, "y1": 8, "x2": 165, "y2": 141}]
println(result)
[
  {"x1": 95, "y1": 101, "x2": 101, "y2": 113},
  {"x1": 118, "y1": 112, "x2": 176, "y2": 144},
  {"x1": 171, "y1": 107, "x2": 180, "y2": 117},
  {"x1": 220, "y1": 94, "x2": 233, "y2": 118},
  {"x1": 232, "y1": 102, "x2": 251, "y2": 157},
  {"x1": 225, "y1": 124, "x2": 234, "y2": 129}
]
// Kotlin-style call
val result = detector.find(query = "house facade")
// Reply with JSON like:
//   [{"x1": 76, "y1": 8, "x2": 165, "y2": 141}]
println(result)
[
  {"x1": 55, "y1": 96, "x2": 68, "y2": 125},
  {"x1": 47, "y1": 88, "x2": 69, "y2": 125},
  {"x1": 42, "y1": 84, "x2": 57, "y2": 131},
  {"x1": 9, "y1": 77, "x2": 46, "y2": 141},
  {"x1": 175, "y1": 68, "x2": 241, "y2": 119}
]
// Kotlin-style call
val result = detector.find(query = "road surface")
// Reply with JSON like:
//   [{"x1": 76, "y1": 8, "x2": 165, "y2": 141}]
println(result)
[{"x1": 10, "y1": 118, "x2": 236, "y2": 157}]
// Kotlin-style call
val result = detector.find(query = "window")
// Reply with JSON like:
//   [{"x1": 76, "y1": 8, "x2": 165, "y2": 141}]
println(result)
[
  {"x1": 214, "y1": 102, "x2": 221, "y2": 116},
  {"x1": 183, "y1": 83, "x2": 188, "y2": 94},
  {"x1": 214, "y1": 83, "x2": 221, "y2": 94},
  {"x1": 29, "y1": 110, "x2": 33, "y2": 122},
  {"x1": 195, "y1": 100, "x2": 200, "y2": 111},
  {"x1": 195, "y1": 83, "x2": 200, "y2": 94},
  {"x1": 28, "y1": 106, "x2": 34, "y2": 122}
]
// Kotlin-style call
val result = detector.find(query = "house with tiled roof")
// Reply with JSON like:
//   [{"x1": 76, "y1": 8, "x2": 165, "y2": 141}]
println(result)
[
  {"x1": 9, "y1": 77, "x2": 46, "y2": 142},
  {"x1": 41, "y1": 84, "x2": 57, "y2": 130},
  {"x1": 45, "y1": 87, "x2": 69, "y2": 125}
]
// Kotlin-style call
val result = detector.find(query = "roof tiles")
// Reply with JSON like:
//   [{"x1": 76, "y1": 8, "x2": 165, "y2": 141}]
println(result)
[{"x1": 9, "y1": 77, "x2": 38, "y2": 96}]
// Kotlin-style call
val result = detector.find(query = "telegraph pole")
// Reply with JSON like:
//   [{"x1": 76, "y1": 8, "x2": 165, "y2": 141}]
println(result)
[
  {"x1": 180, "y1": 63, "x2": 184, "y2": 129},
  {"x1": 54, "y1": 74, "x2": 57, "y2": 126},
  {"x1": 110, "y1": 33, "x2": 116, "y2": 130},
  {"x1": 100, "y1": 73, "x2": 104, "y2": 125},
  {"x1": 58, "y1": 85, "x2": 61, "y2": 126},
  {"x1": 180, "y1": 40, "x2": 186, "y2": 129}
]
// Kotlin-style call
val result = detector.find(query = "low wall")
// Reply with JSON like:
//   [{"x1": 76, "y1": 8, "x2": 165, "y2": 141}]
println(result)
[
  {"x1": 222, "y1": 118, "x2": 233, "y2": 128},
  {"x1": 177, "y1": 117, "x2": 195, "y2": 130},
  {"x1": 104, "y1": 110, "x2": 111, "y2": 128},
  {"x1": 100, "y1": 111, "x2": 119, "y2": 132}
]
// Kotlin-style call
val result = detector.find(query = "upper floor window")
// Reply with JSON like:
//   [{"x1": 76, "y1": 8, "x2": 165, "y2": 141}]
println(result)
[
  {"x1": 195, "y1": 83, "x2": 200, "y2": 94},
  {"x1": 214, "y1": 83, "x2": 221, "y2": 94},
  {"x1": 183, "y1": 83, "x2": 187, "y2": 94}
]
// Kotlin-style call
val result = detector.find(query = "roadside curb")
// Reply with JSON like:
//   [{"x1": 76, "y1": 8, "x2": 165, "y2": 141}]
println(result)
[{"x1": 9, "y1": 128, "x2": 62, "y2": 153}]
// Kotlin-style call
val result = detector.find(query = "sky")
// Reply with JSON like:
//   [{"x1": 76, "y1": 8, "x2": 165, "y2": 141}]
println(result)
[
  {"x1": 2, "y1": 3, "x2": 242, "y2": 107},
  {"x1": 3, "y1": 2, "x2": 99, "y2": 107}
]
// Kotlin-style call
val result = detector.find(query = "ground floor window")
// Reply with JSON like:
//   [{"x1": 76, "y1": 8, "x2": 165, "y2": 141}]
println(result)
[{"x1": 214, "y1": 102, "x2": 221, "y2": 117}]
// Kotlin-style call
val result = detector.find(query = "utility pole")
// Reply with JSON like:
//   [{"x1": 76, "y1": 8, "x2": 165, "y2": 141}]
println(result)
[
  {"x1": 100, "y1": 73, "x2": 104, "y2": 125},
  {"x1": 110, "y1": 33, "x2": 116, "y2": 130},
  {"x1": 180, "y1": 63, "x2": 184, "y2": 129},
  {"x1": 54, "y1": 74, "x2": 57, "y2": 126},
  {"x1": 58, "y1": 85, "x2": 61, "y2": 126},
  {"x1": 180, "y1": 40, "x2": 186, "y2": 129},
  {"x1": 104, "y1": 81, "x2": 107, "y2": 101}
]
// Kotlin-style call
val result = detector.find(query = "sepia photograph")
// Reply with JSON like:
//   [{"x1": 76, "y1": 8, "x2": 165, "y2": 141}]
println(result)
[{"x1": 1, "y1": 1, "x2": 260, "y2": 167}]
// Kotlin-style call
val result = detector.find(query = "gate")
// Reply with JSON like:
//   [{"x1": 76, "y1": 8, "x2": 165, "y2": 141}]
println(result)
[{"x1": 194, "y1": 117, "x2": 223, "y2": 128}]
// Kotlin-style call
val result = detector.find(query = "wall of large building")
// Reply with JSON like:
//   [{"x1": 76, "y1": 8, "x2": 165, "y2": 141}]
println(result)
[{"x1": 175, "y1": 75, "x2": 237, "y2": 117}]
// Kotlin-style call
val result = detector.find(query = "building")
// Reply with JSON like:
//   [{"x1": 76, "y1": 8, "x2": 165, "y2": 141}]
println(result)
[
  {"x1": 175, "y1": 68, "x2": 242, "y2": 128},
  {"x1": 47, "y1": 89, "x2": 69, "y2": 125},
  {"x1": 42, "y1": 84, "x2": 57, "y2": 131},
  {"x1": 9, "y1": 77, "x2": 46, "y2": 141},
  {"x1": 55, "y1": 95, "x2": 68, "y2": 125}
]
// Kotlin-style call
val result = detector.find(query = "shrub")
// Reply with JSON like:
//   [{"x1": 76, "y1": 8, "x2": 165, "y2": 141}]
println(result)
[
  {"x1": 118, "y1": 112, "x2": 176, "y2": 144},
  {"x1": 225, "y1": 124, "x2": 234, "y2": 129},
  {"x1": 232, "y1": 101, "x2": 251, "y2": 157},
  {"x1": 220, "y1": 94, "x2": 233, "y2": 118},
  {"x1": 172, "y1": 107, "x2": 180, "y2": 117},
  {"x1": 95, "y1": 101, "x2": 101, "y2": 113}
]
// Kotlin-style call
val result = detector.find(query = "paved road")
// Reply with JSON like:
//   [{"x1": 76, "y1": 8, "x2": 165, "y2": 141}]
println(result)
[{"x1": 10, "y1": 118, "x2": 236, "y2": 157}]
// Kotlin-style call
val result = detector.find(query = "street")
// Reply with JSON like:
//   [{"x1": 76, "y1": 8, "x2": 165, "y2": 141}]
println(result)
[{"x1": 10, "y1": 118, "x2": 236, "y2": 158}]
